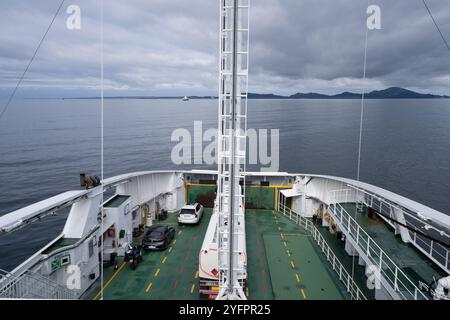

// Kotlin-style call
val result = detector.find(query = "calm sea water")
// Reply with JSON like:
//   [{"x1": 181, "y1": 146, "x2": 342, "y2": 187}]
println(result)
[{"x1": 0, "y1": 98, "x2": 449, "y2": 270}]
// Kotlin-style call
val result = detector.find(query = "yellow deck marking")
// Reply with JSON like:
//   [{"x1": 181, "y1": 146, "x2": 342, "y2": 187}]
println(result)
[
  {"x1": 93, "y1": 262, "x2": 125, "y2": 300},
  {"x1": 278, "y1": 226, "x2": 281, "y2": 231},
  {"x1": 286, "y1": 250, "x2": 291, "y2": 257},
  {"x1": 154, "y1": 268, "x2": 160, "y2": 277},
  {"x1": 168, "y1": 247, "x2": 172, "y2": 253},
  {"x1": 178, "y1": 230, "x2": 182, "y2": 235},
  {"x1": 173, "y1": 239, "x2": 177, "y2": 245},
  {"x1": 190, "y1": 284, "x2": 196, "y2": 294},
  {"x1": 295, "y1": 273, "x2": 301, "y2": 283},
  {"x1": 290, "y1": 260, "x2": 296, "y2": 269},
  {"x1": 162, "y1": 256, "x2": 167, "y2": 264},
  {"x1": 195, "y1": 271, "x2": 199, "y2": 279},
  {"x1": 145, "y1": 282, "x2": 153, "y2": 293},
  {"x1": 246, "y1": 288, "x2": 249, "y2": 296},
  {"x1": 280, "y1": 233, "x2": 284, "y2": 239},
  {"x1": 283, "y1": 241, "x2": 287, "y2": 247},
  {"x1": 301, "y1": 288, "x2": 307, "y2": 299}
]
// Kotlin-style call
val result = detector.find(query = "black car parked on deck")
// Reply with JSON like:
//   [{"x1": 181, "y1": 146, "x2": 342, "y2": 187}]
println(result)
[{"x1": 141, "y1": 225, "x2": 175, "y2": 250}]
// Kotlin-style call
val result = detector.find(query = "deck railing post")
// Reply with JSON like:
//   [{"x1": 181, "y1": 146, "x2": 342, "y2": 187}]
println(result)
[
  {"x1": 394, "y1": 267, "x2": 398, "y2": 291},
  {"x1": 446, "y1": 250, "x2": 449, "y2": 269},
  {"x1": 379, "y1": 249, "x2": 383, "y2": 270}
]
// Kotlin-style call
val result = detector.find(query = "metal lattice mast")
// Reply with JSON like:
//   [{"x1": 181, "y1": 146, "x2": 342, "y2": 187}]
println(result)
[{"x1": 216, "y1": 0, "x2": 249, "y2": 300}]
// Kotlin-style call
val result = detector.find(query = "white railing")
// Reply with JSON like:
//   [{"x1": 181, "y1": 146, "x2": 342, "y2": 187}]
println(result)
[
  {"x1": 328, "y1": 190, "x2": 428, "y2": 300},
  {"x1": 278, "y1": 203, "x2": 367, "y2": 300},
  {"x1": 355, "y1": 188, "x2": 450, "y2": 274},
  {"x1": 409, "y1": 230, "x2": 449, "y2": 272},
  {"x1": 0, "y1": 269, "x2": 76, "y2": 299}
]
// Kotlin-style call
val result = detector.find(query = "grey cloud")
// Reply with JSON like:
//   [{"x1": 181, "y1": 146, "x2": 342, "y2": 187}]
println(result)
[{"x1": 0, "y1": 0, "x2": 450, "y2": 98}]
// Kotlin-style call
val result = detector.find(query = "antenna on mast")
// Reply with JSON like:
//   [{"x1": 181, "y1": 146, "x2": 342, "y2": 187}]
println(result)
[{"x1": 216, "y1": 0, "x2": 250, "y2": 300}]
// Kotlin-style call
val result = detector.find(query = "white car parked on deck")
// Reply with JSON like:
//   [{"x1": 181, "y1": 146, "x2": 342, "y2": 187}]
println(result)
[{"x1": 178, "y1": 203, "x2": 204, "y2": 225}]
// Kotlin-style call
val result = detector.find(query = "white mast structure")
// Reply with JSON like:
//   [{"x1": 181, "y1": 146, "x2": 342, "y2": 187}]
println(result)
[{"x1": 216, "y1": 0, "x2": 250, "y2": 300}]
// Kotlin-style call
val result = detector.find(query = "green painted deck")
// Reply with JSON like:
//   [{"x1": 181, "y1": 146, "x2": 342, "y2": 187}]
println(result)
[{"x1": 83, "y1": 209, "x2": 350, "y2": 300}]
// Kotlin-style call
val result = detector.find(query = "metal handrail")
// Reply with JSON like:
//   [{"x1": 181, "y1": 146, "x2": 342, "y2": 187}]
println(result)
[
  {"x1": 356, "y1": 188, "x2": 450, "y2": 273},
  {"x1": 0, "y1": 269, "x2": 76, "y2": 299},
  {"x1": 333, "y1": 187, "x2": 449, "y2": 273},
  {"x1": 278, "y1": 203, "x2": 367, "y2": 300},
  {"x1": 410, "y1": 229, "x2": 449, "y2": 269},
  {"x1": 328, "y1": 189, "x2": 428, "y2": 300}
]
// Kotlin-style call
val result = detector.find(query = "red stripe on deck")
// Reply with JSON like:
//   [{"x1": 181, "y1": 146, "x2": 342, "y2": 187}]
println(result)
[
  {"x1": 261, "y1": 270, "x2": 268, "y2": 295},
  {"x1": 184, "y1": 255, "x2": 188, "y2": 262},
  {"x1": 179, "y1": 266, "x2": 184, "y2": 274},
  {"x1": 172, "y1": 280, "x2": 179, "y2": 290}
]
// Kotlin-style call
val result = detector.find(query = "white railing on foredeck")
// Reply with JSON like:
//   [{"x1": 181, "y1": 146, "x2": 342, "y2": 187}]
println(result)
[
  {"x1": 328, "y1": 190, "x2": 428, "y2": 300},
  {"x1": 278, "y1": 203, "x2": 367, "y2": 300},
  {"x1": 335, "y1": 187, "x2": 450, "y2": 274},
  {"x1": 0, "y1": 269, "x2": 76, "y2": 299},
  {"x1": 409, "y1": 229, "x2": 449, "y2": 273}
]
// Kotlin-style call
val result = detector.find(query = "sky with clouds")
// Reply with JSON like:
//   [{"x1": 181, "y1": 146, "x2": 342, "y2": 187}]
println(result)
[{"x1": 0, "y1": 0, "x2": 450, "y2": 98}]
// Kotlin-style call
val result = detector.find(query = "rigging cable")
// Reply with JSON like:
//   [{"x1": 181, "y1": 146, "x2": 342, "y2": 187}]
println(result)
[
  {"x1": 352, "y1": 0, "x2": 370, "y2": 299},
  {"x1": 0, "y1": 0, "x2": 66, "y2": 121},
  {"x1": 100, "y1": 0, "x2": 104, "y2": 300},
  {"x1": 350, "y1": 1, "x2": 450, "y2": 297},
  {"x1": 422, "y1": 0, "x2": 450, "y2": 52}
]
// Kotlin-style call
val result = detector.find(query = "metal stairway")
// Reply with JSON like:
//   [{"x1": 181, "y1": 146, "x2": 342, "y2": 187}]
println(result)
[
  {"x1": 0, "y1": 269, "x2": 76, "y2": 299},
  {"x1": 216, "y1": 0, "x2": 250, "y2": 300}
]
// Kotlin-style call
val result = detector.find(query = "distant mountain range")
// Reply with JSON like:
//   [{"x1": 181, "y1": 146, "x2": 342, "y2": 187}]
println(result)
[
  {"x1": 248, "y1": 87, "x2": 449, "y2": 99},
  {"x1": 62, "y1": 95, "x2": 216, "y2": 100},
  {"x1": 62, "y1": 87, "x2": 449, "y2": 100}
]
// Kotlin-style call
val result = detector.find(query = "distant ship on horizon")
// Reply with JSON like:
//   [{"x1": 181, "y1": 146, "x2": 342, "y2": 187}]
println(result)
[{"x1": 182, "y1": 96, "x2": 189, "y2": 101}]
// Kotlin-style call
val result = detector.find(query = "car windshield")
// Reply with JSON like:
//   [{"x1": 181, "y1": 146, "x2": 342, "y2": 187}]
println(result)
[
  {"x1": 147, "y1": 228, "x2": 165, "y2": 238},
  {"x1": 180, "y1": 209, "x2": 195, "y2": 215}
]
